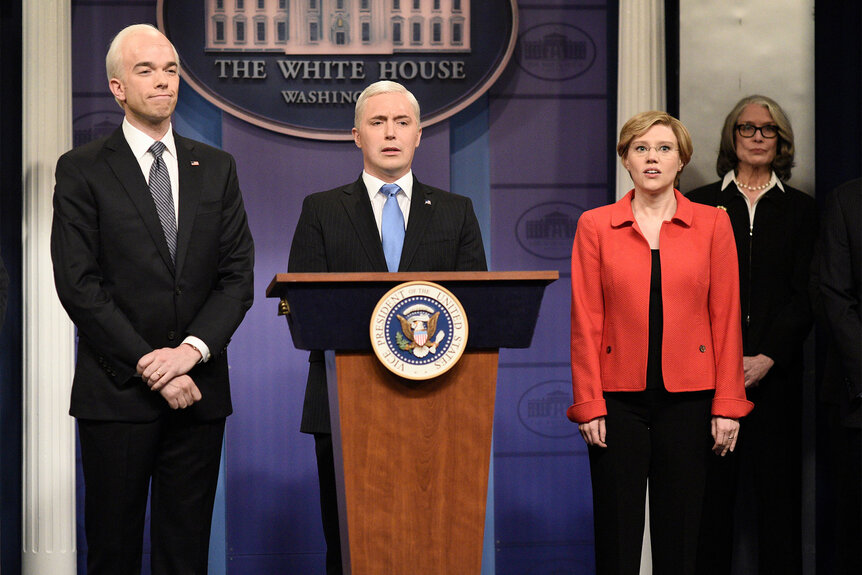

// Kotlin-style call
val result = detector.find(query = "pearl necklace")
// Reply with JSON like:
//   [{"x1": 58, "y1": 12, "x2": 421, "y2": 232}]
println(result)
[{"x1": 735, "y1": 179, "x2": 770, "y2": 192}]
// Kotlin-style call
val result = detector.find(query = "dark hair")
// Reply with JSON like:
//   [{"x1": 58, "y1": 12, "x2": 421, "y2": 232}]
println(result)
[{"x1": 716, "y1": 95, "x2": 795, "y2": 181}]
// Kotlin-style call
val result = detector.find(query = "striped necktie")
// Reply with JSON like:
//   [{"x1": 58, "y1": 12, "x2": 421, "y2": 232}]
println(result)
[
  {"x1": 380, "y1": 183, "x2": 405, "y2": 272},
  {"x1": 148, "y1": 141, "x2": 178, "y2": 263}
]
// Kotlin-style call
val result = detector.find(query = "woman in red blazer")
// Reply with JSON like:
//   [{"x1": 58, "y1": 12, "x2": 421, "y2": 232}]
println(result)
[{"x1": 568, "y1": 111, "x2": 752, "y2": 574}]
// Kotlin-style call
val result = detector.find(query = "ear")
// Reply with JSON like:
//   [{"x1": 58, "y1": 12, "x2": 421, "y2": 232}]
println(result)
[
  {"x1": 109, "y1": 78, "x2": 125, "y2": 103},
  {"x1": 352, "y1": 127, "x2": 361, "y2": 149},
  {"x1": 414, "y1": 126, "x2": 422, "y2": 149}
]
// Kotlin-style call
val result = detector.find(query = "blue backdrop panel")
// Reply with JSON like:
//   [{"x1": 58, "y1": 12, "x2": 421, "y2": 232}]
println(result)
[
  {"x1": 494, "y1": 4, "x2": 609, "y2": 97},
  {"x1": 489, "y1": 2, "x2": 611, "y2": 572},
  {"x1": 489, "y1": 98, "x2": 609, "y2": 187}
]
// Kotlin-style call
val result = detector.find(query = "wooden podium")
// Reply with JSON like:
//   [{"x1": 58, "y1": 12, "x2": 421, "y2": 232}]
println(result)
[{"x1": 266, "y1": 271, "x2": 557, "y2": 575}]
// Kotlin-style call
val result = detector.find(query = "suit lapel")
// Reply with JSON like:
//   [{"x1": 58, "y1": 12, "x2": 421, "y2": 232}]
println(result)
[
  {"x1": 400, "y1": 176, "x2": 434, "y2": 271},
  {"x1": 340, "y1": 177, "x2": 389, "y2": 271},
  {"x1": 104, "y1": 128, "x2": 175, "y2": 273},
  {"x1": 174, "y1": 134, "x2": 202, "y2": 276}
]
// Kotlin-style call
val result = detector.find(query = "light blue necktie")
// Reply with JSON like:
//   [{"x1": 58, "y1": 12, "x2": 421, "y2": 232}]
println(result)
[
  {"x1": 380, "y1": 183, "x2": 405, "y2": 272},
  {"x1": 148, "y1": 141, "x2": 178, "y2": 263}
]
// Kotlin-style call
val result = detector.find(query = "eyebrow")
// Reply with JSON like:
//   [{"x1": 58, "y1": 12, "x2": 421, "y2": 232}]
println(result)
[
  {"x1": 632, "y1": 140, "x2": 675, "y2": 145},
  {"x1": 133, "y1": 60, "x2": 178, "y2": 69}
]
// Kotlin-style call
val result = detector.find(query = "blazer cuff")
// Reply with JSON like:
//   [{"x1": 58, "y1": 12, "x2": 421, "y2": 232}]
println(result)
[
  {"x1": 567, "y1": 399, "x2": 607, "y2": 424},
  {"x1": 711, "y1": 397, "x2": 754, "y2": 419}
]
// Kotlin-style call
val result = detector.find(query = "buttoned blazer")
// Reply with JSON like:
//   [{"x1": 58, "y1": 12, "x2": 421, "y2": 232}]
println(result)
[
  {"x1": 288, "y1": 175, "x2": 487, "y2": 433},
  {"x1": 51, "y1": 127, "x2": 255, "y2": 422},
  {"x1": 567, "y1": 190, "x2": 753, "y2": 424}
]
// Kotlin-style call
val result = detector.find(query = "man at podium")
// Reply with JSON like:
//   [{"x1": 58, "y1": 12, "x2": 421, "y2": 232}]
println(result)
[{"x1": 287, "y1": 80, "x2": 487, "y2": 575}]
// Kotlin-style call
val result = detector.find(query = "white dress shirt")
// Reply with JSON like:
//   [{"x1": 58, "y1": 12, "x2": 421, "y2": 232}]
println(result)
[{"x1": 363, "y1": 170, "x2": 413, "y2": 238}]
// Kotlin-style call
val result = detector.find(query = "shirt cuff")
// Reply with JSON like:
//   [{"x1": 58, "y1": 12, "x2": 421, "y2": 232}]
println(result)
[{"x1": 182, "y1": 335, "x2": 211, "y2": 363}]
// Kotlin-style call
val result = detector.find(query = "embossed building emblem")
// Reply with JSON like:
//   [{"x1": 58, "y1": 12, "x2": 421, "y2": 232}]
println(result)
[
  {"x1": 158, "y1": 0, "x2": 518, "y2": 140},
  {"x1": 517, "y1": 380, "x2": 578, "y2": 438},
  {"x1": 515, "y1": 201, "x2": 584, "y2": 260},
  {"x1": 370, "y1": 281, "x2": 468, "y2": 380},
  {"x1": 516, "y1": 23, "x2": 596, "y2": 81}
]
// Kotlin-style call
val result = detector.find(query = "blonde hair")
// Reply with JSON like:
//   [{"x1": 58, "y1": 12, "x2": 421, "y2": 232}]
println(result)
[
  {"x1": 617, "y1": 110, "x2": 693, "y2": 167},
  {"x1": 354, "y1": 81, "x2": 421, "y2": 130},
  {"x1": 106, "y1": 24, "x2": 180, "y2": 107}
]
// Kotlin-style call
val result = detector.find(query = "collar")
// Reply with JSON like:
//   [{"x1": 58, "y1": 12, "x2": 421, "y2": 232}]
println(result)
[
  {"x1": 720, "y1": 170, "x2": 785, "y2": 193},
  {"x1": 610, "y1": 189, "x2": 693, "y2": 228},
  {"x1": 363, "y1": 170, "x2": 414, "y2": 200},
  {"x1": 122, "y1": 118, "x2": 177, "y2": 161}
]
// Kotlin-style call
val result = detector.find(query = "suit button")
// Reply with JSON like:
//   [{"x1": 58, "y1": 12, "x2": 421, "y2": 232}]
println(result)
[
  {"x1": 168, "y1": 331, "x2": 176, "y2": 341},
  {"x1": 606, "y1": 346, "x2": 612, "y2": 354},
  {"x1": 175, "y1": 288, "x2": 182, "y2": 296},
  {"x1": 699, "y1": 345, "x2": 706, "y2": 353}
]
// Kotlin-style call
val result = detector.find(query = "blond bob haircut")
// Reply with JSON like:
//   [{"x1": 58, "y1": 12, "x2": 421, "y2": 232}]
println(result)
[
  {"x1": 617, "y1": 110, "x2": 693, "y2": 168},
  {"x1": 353, "y1": 81, "x2": 421, "y2": 130},
  {"x1": 715, "y1": 95, "x2": 795, "y2": 181},
  {"x1": 105, "y1": 24, "x2": 180, "y2": 108}
]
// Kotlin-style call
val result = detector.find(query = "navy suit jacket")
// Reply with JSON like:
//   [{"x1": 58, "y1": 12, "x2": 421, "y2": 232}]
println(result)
[
  {"x1": 287, "y1": 175, "x2": 487, "y2": 433},
  {"x1": 51, "y1": 127, "x2": 255, "y2": 422}
]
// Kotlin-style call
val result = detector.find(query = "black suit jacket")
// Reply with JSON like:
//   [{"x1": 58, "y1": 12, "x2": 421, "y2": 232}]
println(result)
[
  {"x1": 814, "y1": 179, "x2": 862, "y2": 427},
  {"x1": 287, "y1": 175, "x2": 487, "y2": 433},
  {"x1": 51, "y1": 127, "x2": 254, "y2": 422}
]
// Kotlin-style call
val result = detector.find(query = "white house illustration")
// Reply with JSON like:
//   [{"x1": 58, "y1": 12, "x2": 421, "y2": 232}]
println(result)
[{"x1": 205, "y1": 0, "x2": 471, "y2": 55}]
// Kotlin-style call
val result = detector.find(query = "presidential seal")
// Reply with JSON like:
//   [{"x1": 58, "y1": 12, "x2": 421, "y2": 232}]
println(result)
[{"x1": 370, "y1": 281, "x2": 468, "y2": 381}]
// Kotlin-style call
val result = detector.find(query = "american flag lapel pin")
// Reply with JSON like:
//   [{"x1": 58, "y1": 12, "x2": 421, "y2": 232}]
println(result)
[{"x1": 190, "y1": 160, "x2": 200, "y2": 166}]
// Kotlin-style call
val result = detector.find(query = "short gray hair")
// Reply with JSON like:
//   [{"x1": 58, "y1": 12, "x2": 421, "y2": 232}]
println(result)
[{"x1": 353, "y1": 81, "x2": 420, "y2": 130}]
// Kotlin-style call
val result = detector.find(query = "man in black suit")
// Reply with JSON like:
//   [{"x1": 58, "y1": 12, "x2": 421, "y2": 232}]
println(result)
[
  {"x1": 51, "y1": 24, "x2": 254, "y2": 575},
  {"x1": 814, "y1": 178, "x2": 862, "y2": 574},
  {"x1": 288, "y1": 80, "x2": 487, "y2": 574}
]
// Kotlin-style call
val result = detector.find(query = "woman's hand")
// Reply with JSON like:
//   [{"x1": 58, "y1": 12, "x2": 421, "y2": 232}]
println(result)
[
  {"x1": 743, "y1": 354, "x2": 774, "y2": 388},
  {"x1": 711, "y1": 416, "x2": 739, "y2": 456},
  {"x1": 579, "y1": 416, "x2": 607, "y2": 448}
]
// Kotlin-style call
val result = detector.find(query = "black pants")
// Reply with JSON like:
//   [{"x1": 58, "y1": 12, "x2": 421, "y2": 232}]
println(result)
[
  {"x1": 697, "y1": 372, "x2": 802, "y2": 575},
  {"x1": 819, "y1": 403, "x2": 862, "y2": 575},
  {"x1": 314, "y1": 432, "x2": 343, "y2": 575},
  {"x1": 78, "y1": 414, "x2": 225, "y2": 575},
  {"x1": 589, "y1": 389, "x2": 713, "y2": 575}
]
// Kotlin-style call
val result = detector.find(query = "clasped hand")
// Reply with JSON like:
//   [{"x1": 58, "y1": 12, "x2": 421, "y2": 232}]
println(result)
[{"x1": 137, "y1": 345, "x2": 203, "y2": 409}]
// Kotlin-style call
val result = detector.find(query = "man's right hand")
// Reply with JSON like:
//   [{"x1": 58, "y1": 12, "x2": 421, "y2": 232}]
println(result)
[{"x1": 158, "y1": 374, "x2": 202, "y2": 409}]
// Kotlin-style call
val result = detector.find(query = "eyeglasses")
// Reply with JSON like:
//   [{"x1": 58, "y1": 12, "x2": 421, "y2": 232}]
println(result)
[
  {"x1": 630, "y1": 144, "x2": 678, "y2": 157},
  {"x1": 735, "y1": 124, "x2": 778, "y2": 139}
]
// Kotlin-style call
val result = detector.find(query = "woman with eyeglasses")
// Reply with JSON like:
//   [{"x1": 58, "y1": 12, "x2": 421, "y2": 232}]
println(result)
[
  {"x1": 568, "y1": 110, "x2": 752, "y2": 574},
  {"x1": 687, "y1": 95, "x2": 817, "y2": 575}
]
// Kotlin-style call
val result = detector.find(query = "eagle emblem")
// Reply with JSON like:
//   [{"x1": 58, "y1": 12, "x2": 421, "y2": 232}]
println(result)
[{"x1": 396, "y1": 305, "x2": 445, "y2": 358}]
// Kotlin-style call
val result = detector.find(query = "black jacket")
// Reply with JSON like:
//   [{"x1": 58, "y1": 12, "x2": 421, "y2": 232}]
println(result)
[
  {"x1": 687, "y1": 180, "x2": 817, "y2": 370},
  {"x1": 287, "y1": 175, "x2": 487, "y2": 433}
]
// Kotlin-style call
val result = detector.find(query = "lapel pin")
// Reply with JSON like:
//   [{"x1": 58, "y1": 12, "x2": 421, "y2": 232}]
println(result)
[
  {"x1": 190, "y1": 160, "x2": 200, "y2": 166},
  {"x1": 425, "y1": 199, "x2": 432, "y2": 205}
]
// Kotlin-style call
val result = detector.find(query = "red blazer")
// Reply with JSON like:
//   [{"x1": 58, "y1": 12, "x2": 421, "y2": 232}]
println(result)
[{"x1": 567, "y1": 190, "x2": 753, "y2": 423}]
